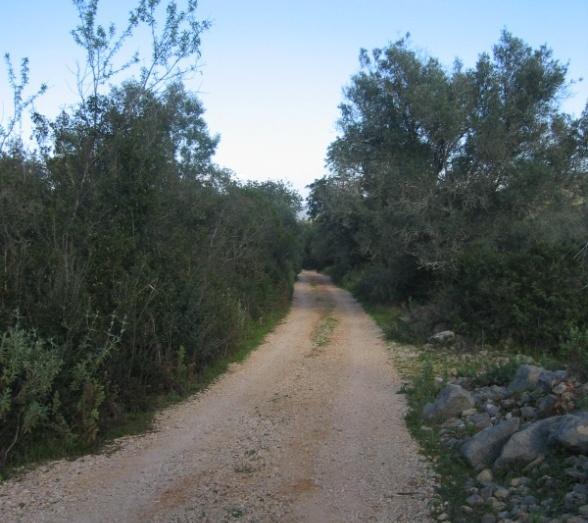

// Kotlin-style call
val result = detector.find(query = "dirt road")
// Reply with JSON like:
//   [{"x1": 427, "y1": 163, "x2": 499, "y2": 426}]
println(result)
[{"x1": 0, "y1": 271, "x2": 432, "y2": 522}]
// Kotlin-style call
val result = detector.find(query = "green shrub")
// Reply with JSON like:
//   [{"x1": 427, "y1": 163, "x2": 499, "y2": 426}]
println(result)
[
  {"x1": 449, "y1": 241, "x2": 588, "y2": 350},
  {"x1": 0, "y1": 325, "x2": 62, "y2": 466},
  {"x1": 0, "y1": 0, "x2": 304, "y2": 473}
]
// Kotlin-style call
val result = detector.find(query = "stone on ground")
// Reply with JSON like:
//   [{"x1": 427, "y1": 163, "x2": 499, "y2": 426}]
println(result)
[
  {"x1": 552, "y1": 412, "x2": 588, "y2": 453},
  {"x1": 508, "y1": 364, "x2": 545, "y2": 394},
  {"x1": 423, "y1": 384, "x2": 475, "y2": 422},
  {"x1": 461, "y1": 417, "x2": 521, "y2": 470},
  {"x1": 494, "y1": 416, "x2": 563, "y2": 470}
]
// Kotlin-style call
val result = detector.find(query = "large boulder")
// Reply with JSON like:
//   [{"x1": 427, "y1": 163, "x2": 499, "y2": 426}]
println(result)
[
  {"x1": 423, "y1": 384, "x2": 475, "y2": 422},
  {"x1": 552, "y1": 411, "x2": 588, "y2": 453},
  {"x1": 461, "y1": 417, "x2": 521, "y2": 470},
  {"x1": 494, "y1": 416, "x2": 563, "y2": 470},
  {"x1": 508, "y1": 365, "x2": 545, "y2": 394}
]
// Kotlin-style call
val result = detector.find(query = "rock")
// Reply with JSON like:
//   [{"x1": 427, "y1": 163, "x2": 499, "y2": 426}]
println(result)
[
  {"x1": 494, "y1": 487, "x2": 510, "y2": 499},
  {"x1": 476, "y1": 468, "x2": 494, "y2": 483},
  {"x1": 554, "y1": 383, "x2": 569, "y2": 395},
  {"x1": 539, "y1": 369, "x2": 567, "y2": 389},
  {"x1": 423, "y1": 384, "x2": 475, "y2": 422},
  {"x1": 466, "y1": 493, "x2": 484, "y2": 506},
  {"x1": 565, "y1": 467, "x2": 586, "y2": 480},
  {"x1": 508, "y1": 365, "x2": 545, "y2": 394},
  {"x1": 537, "y1": 395, "x2": 558, "y2": 417},
  {"x1": 480, "y1": 485, "x2": 494, "y2": 500},
  {"x1": 566, "y1": 456, "x2": 580, "y2": 466},
  {"x1": 520, "y1": 391, "x2": 531, "y2": 404},
  {"x1": 565, "y1": 517, "x2": 588, "y2": 523},
  {"x1": 494, "y1": 416, "x2": 562, "y2": 470},
  {"x1": 522, "y1": 455, "x2": 544, "y2": 472},
  {"x1": 481, "y1": 514, "x2": 497, "y2": 523},
  {"x1": 486, "y1": 403, "x2": 500, "y2": 417},
  {"x1": 579, "y1": 505, "x2": 588, "y2": 517},
  {"x1": 521, "y1": 406, "x2": 537, "y2": 420},
  {"x1": 564, "y1": 484, "x2": 588, "y2": 509},
  {"x1": 447, "y1": 437, "x2": 463, "y2": 448},
  {"x1": 512, "y1": 511, "x2": 529, "y2": 522},
  {"x1": 552, "y1": 412, "x2": 588, "y2": 453},
  {"x1": 461, "y1": 417, "x2": 521, "y2": 470},
  {"x1": 468, "y1": 412, "x2": 492, "y2": 431},
  {"x1": 441, "y1": 417, "x2": 464, "y2": 429},
  {"x1": 491, "y1": 385, "x2": 509, "y2": 400},
  {"x1": 429, "y1": 330, "x2": 456, "y2": 345},
  {"x1": 475, "y1": 385, "x2": 509, "y2": 402},
  {"x1": 488, "y1": 497, "x2": 506, "y2": 511}
]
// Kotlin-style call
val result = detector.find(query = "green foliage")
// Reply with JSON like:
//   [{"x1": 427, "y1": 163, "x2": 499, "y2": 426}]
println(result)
[
  {"x1": 361, "y1": 302, "x2": 418, "y2": 344},
  {"x1": 307, "y1": 31, "x2": 588, "y2": 354},
  {"x1": 471, "y1": 358, "x2": 523, "y2": 387},
  {"x1": 0, "y1": 325, "x2": 62, "y2": 466},
  {"x1": 560, "y1": 326, "x2": 588, "y2": 378},
  {"x1": 402, "y1": 357, "x2": 471, "y2": 520},
  {"x1": 449, "y1": 242, "x2": 588, "y2": 348},
  {"x1": 0, "y1": 0, "x2": 303, "y2": 471}
]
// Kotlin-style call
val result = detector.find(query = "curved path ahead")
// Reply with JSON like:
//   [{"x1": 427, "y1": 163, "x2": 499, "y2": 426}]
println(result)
[{"x1": 0, "y1": 271, "x2": 432, "y2": 522}]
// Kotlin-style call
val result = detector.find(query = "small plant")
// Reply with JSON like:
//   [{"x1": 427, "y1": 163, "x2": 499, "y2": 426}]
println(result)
[
  {"x1": 409, "y1": 356, "x2": 438, "y2": 406},
  {"x1": 402, "y1": 355, "x2": 472, "y2": 521},
  {"x1": 233, "y1": 461, "x2": 256, "y2": 474},
  {"x1": 471, "y1": 357, "x2": 523, "y2": 387},
  {"x1": 0, "y1": 325, "x2": 63, "y2": 467},
  {"x1": 312, "y1": 315, "x2": 338, "y2": 348}
]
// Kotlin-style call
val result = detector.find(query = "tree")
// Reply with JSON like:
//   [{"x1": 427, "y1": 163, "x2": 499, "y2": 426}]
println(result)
[{"x1": 308, "y1": 32, "x2": 588, "y2": 345}]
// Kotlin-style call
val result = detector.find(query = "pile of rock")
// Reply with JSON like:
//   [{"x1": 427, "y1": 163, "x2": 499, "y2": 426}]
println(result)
[{"x1": 423, "y1": 364, "x2": 588, "y2": 522}]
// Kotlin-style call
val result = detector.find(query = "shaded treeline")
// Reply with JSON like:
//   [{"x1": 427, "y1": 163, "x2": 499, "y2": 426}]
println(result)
[
  {"x1": 306, "y1": 32, "x2": 588, "y2": 351},
  {"x1": 0, "y1": 1, "x2": 302, "y2": 469}
]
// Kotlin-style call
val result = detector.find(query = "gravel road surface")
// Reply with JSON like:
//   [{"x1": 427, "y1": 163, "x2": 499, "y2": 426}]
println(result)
[{"x1": 0, "y1": 271, "x2": 432, "y2": 522}]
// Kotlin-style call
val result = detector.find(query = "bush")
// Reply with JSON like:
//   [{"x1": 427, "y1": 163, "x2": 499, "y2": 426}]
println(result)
[
  {"x1": 0, "y1": 70, "x2": 302, "y2": 475},
  {"x1": 0, "y1": 121, "x2": 302, "y2": 471},
  {"x1": 0, "y1": 325, "x2": 62, "y2": 466},
  {"x1": 448, "y1": 241, "x2": 588, "y2": 349}
]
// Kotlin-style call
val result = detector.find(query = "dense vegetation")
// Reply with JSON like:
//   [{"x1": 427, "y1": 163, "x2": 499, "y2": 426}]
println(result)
[
  {"x1": 0, "y1": 1, "x2": 302, "y2": 471},
  {"x1": 306, "y1": 32, "x2": 588, "y2": 353}
]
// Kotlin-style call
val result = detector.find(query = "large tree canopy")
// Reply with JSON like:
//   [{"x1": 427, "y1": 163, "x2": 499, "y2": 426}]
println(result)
[{"x1": 307, "y1": 32, "x2": 588, "y2": 346}]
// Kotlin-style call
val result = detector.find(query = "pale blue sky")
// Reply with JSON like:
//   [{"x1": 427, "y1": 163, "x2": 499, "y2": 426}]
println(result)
[{"x1": 1, "y1": 1, "x2": 587, "y2": 194}]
